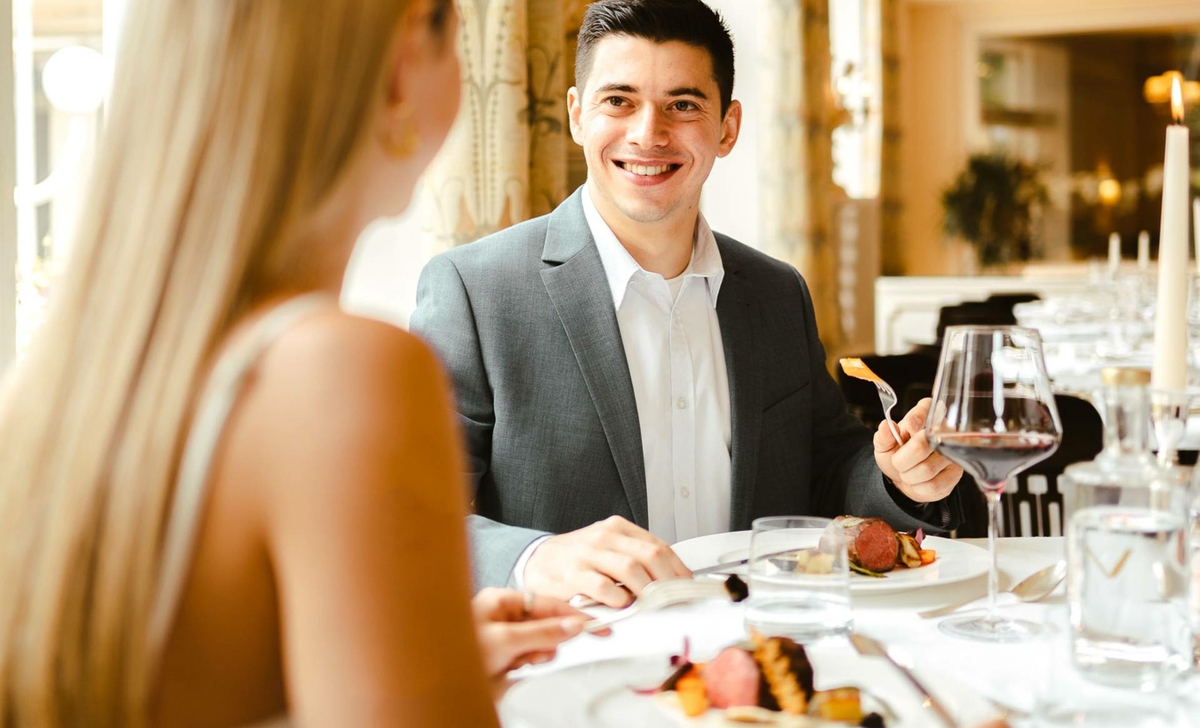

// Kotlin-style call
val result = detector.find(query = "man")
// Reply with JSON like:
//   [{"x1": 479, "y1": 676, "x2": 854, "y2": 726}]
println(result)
[{"x1": 411, "y1": 0, "x2": 962, "y2": 606}]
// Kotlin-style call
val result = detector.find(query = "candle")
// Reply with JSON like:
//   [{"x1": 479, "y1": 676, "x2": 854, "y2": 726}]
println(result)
[
  {"x1": 1152, "y1": 77, "x2": 1190, "y2": 391},
  {"x1": 1108, "y1": 232, "x2": 1121, "y2": 273},
  {"x1": 1138, "y1": 230, "x2": 1151, "y2": 269}
]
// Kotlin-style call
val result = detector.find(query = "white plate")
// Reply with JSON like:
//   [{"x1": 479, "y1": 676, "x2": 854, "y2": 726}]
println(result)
[
  {"x1": 672, "y1": 531, "x2": 989, "y2": 594},
  {"x1": 499, "y1": 651, "x2": 999, "y2": 727}
]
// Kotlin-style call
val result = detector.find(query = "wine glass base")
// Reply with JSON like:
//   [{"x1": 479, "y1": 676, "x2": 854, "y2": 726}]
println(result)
[{"x1": 938, "y1": 614, "x2": 1041, "y2": 643}]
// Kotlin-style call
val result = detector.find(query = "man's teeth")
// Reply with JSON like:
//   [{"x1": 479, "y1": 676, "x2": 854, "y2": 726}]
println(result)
[{"x1": 621, "y1": 162, "x2": 673, "y2": 176}]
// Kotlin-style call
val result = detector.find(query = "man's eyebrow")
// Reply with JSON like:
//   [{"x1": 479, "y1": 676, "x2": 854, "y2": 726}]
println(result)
[
  {"x1": 593, "y1": 83, "x2": 637, "y2": 95},
  {"x1": 668, "y1": 87, "x2": 708, "y2": 100}
]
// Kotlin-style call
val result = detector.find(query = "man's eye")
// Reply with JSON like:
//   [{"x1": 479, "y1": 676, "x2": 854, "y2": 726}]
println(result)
[
  {"x1": 604, "y1": 97, "x2": 627, "y2": 107},
  {"x1": 673, "y1": 101, "x2": 698, "y2": 111}
]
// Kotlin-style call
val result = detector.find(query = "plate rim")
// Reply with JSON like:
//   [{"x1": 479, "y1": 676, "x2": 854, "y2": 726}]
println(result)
[{"x1": 673, "y1": 530, "x2": 990, "y2": 594}]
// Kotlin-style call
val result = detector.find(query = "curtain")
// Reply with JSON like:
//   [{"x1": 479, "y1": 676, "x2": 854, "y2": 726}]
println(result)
[
  {"x1": 759, "y1": 0, "x2": 841, "y2": 353},
  {"x1": 419, "y1": 0, "x2": 571, "y2": 252},
  {"x1": 879, "y1": 0, "x2": 903, "y2": 276}
]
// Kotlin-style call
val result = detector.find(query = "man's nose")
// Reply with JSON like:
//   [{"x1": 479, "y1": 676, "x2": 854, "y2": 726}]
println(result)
[{"x1": 626, "y1": 105, "x2": 669, "y2": 148}]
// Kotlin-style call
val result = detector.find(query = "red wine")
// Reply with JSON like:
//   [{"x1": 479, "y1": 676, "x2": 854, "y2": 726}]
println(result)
[{"x1": 933, "y1": 432, "x2": 1059, "y2": 487}]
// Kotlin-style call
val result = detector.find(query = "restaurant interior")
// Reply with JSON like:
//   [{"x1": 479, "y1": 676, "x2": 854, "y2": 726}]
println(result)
[{"x1": 3, "y1": 0, "x2": 1200, "y2": 726}]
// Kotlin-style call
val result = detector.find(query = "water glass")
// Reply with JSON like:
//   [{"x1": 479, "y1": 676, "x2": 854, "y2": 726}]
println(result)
[
  {"x1": 743, "y1": 516, "x2": 851, "y2": 642},
  {"x1": 1030, "y1": 613, "x2": 1189, "y2": 727},
  {"x1": 1066, "y1": 470, "x2": 1191, "y2": 689}
]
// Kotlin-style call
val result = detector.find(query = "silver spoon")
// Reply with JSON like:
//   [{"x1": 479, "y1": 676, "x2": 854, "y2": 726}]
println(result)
[{"x1": 918, "y1": 560, "x2": 1066, "y2": 619}]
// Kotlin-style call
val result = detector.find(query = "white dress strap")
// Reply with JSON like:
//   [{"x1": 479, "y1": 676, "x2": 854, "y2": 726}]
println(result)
[{"x1": 147, "y1": 294, "x2": 336, "y2": 676}]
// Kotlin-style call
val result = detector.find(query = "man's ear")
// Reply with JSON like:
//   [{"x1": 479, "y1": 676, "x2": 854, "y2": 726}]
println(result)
[
  {"x1": 567, "y1": 86, "x2": 584, "y2": 146},
  {"x1": 717, "y1": 99, "x2": 742, "y2": 158}
]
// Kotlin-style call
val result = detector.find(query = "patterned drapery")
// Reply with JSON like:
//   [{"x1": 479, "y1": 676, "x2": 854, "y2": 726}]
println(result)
[
  {"x1": 419, "y1": 0, "x2": 572, "y2": 252},
  {"x1": 879, "y1": 0, "x2": 903, "y2": 276},
  {"x1": 758, "y1": 0, "x2": 840, "y2": 352}
]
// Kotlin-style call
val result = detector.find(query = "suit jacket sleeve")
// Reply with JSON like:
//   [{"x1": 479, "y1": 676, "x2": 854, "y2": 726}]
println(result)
[
  {"x1": 410, "y1": 255, "x2": 549, "y2": 589},
  {"x1": 791, "y1": 270, "x2": 959, "y2": 533}
]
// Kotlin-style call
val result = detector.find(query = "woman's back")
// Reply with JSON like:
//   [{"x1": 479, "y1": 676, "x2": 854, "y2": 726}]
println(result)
[{"x1": 152, "y1": 300, "x2": 498, "y2": 726}]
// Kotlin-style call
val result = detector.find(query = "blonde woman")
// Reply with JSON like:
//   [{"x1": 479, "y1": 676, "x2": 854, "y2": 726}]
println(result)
[{"x1": 0, "y1": 0, "x2": 587, "y2": 725}]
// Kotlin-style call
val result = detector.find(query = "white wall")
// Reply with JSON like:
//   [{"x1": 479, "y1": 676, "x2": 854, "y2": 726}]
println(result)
[
  {"x1": 699, "y1": 0, "x2": 761, "y2": 249},
  {"x1": 341, "y1": 186, "x2": 433, "y2": 329}
]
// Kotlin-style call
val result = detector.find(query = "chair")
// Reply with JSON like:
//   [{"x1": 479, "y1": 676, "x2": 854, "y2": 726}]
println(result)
[
  {"x1": 935, "y1": 301, "x2": 1018, "y2": 341},
  {"x1": 836, "y1": 353, "x2": 938, "y2": 433},
  {"x1": 983, "y1": 292, "x2": 1041, "y2": 314},
  {"x1": 993, "y1": 393, "x2": 1104, "y2": 537}
]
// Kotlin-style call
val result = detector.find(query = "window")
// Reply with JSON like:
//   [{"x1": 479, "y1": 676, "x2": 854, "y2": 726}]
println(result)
[
  {"x1": 6, "y1": 0, "x2": 117, "y2": 369},
  {"x1": 829, "y1": 0, "x2": 881, "y2": 200}
]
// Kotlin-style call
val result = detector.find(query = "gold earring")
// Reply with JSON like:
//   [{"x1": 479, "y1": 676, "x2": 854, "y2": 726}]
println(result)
[{"x1": 385, "y1": 104, "x2": 419, "y2": 159}]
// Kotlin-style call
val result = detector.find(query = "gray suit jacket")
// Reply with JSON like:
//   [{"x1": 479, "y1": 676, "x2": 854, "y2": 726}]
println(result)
[{"x1": 411, "y1": 188, "x2": 954, "y2": 589}]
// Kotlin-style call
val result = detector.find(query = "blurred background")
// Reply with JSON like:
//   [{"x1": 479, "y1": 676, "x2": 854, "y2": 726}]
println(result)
[{"x1": 2, "y1": 0, "x2": 1198, "y2": 371}]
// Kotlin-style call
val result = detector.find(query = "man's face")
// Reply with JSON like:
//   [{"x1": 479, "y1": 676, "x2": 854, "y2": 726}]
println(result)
[{"x1": 568, "y1": 36, "x2": 741, "y2": 233}]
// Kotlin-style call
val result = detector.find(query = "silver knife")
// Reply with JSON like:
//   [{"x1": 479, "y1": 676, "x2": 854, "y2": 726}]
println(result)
[
  {"x1": 690, "y1": 547, "x2": 806, "y2": 576},
  {"x1": 849, "y1": 632, "x2": 959, "y2": 728}
]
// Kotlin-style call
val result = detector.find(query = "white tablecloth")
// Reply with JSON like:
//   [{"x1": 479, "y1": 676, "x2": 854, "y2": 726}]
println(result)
[{"x1": 509, "y1": 538, "x2": 1199, "y2": 726}]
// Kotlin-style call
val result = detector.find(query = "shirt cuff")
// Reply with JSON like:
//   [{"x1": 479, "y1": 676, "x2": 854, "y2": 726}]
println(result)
[{"x1": 509, "y1": 535, "x2": 552, "y2": 591}]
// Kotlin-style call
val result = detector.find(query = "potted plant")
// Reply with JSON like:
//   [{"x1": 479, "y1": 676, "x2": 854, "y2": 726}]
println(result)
[{"x1": 941, "y1": 154, "x2": 1048, "y2": 269}]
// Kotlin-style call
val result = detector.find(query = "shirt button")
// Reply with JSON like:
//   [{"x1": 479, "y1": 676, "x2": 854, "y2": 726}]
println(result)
[
  {"x1": 677, "y1": 397, "x2": 688, "y2": 409},
  {"x1": 680, "y1": 487, "x2": 691, "y2": 498}
]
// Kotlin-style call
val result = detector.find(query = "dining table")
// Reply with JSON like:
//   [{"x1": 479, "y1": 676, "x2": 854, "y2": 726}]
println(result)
[{"x1": 500, "y1": 536, "x2": 1199, "y2": 727}]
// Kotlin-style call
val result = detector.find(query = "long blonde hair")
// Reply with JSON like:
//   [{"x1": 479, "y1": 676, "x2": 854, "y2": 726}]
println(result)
[{"x1": 0, "y1": 0, "x2": 427, "y2": 723}]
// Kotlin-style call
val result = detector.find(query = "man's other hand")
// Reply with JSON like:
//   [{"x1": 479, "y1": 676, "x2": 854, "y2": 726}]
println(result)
[
  {"x1": 873, "y1": 397, "x2": 963, "y2": 503},
  {"x1": 522, "y1": 516, "x2": 692, "y2": 607}
]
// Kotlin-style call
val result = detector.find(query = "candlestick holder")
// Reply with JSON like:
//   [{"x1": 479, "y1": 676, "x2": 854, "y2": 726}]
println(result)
[{"x1": 1151, "y1": 389, "x2": 1194, "y2": 472}]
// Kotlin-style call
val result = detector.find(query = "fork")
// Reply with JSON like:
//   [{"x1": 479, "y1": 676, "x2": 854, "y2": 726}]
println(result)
[
  {"x1": 581, "y1": 578, "x2": 740, "y2": 633},
  {"x1": 839, "y1": 357, "x2": 902, "y2": 443}
]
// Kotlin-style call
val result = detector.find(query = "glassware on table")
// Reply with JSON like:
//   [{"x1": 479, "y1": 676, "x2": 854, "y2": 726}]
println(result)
[
  {"x1": 1065, "y1": 492, "x2": 1189, "y2": 690},
  {"x1": 1030, "y1": 613, "x2": 1190, "y2": 727},
  {"x1": 926, "y1": 325, "x2": 1062, "y2": 642},
  {"x1": 1062, "y1": 369, "x2": 1191, "y2": 688},
  {"x1": 742, "y1": 516, "x2": 851, "y2": 642},
  {"x1": 1061, "y1": 368, "x2": 1160, "y2": 517}
]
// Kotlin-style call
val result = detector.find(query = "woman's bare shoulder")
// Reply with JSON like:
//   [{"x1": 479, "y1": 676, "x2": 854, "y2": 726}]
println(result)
[{"x1": 219, "y1": 310, "x2": 460, "y2": 509}]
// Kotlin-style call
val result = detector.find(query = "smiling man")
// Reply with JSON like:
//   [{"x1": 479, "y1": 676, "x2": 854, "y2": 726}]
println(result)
[{"x1": 411, "y1": 0, "x2": 963, "y2": 606}]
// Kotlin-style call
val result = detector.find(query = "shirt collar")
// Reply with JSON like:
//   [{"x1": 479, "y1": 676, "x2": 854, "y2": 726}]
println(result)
[{"x1": 582, "y1": 182, "x2": 725, "y2": 311}]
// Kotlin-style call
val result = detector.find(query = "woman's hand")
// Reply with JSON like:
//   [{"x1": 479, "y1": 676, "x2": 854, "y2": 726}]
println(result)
[{"x1": 471, "y1": 588, "x2": 594, "y2": 676}]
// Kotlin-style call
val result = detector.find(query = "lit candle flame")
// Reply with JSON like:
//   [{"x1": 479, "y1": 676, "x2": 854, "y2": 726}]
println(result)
[{"x1": 1171, "y1": 75, "x2": 1185, "y2": 124}]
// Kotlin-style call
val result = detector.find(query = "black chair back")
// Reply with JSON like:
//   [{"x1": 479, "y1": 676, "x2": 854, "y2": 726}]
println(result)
[{"x1": 935, "y1": 302, "x2": 1018, "y2": 342}]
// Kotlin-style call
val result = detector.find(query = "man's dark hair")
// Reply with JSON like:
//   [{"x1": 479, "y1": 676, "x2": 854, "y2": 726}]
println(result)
[{"x1": 575, "y1": 0, "x2": 735, "y2": 116}]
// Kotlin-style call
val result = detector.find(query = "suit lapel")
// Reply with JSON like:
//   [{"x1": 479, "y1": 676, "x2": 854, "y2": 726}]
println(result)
[
  {"x1": 715, "y1": 239, "x2": 763, "y2": 531},
  {"x1": 539, "y1": 190, "x2": 649, "y2": 528}
]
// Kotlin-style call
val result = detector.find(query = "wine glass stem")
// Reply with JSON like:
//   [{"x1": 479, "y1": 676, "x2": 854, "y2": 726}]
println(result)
[{"x1": 985, "y1": 488, "x2": 1001, "y2": 624}]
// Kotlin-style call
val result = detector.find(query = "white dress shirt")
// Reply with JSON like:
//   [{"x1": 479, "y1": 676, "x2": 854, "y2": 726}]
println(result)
[{"x1": 510, "y1": 187, "x2": 735, "y2": 588}]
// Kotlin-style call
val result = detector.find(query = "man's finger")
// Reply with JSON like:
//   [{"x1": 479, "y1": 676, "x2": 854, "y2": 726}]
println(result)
[
  {"x1": 874, "y1": 420, "x2": 899, "y2": 453},
  {"x1": 591, "y1": 549, "x2": 654, "y2": 595},
  {"x1": 619, "y1": 535, "x2": 692, "y2": 581},
  {"x1": 891, "y1": 430, "x2": 936, "y2": 472},
  {"x1": 577, "y1": 570, "x2": 635, "y2": 607},
  {"x1": 897, "y1": 465, "x2": 961, "y2": 502}
]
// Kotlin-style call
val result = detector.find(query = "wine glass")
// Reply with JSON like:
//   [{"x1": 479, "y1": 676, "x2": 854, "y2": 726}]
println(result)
[{"x1": 927, "y1": 325, "x2": 1062, "y2": 643}]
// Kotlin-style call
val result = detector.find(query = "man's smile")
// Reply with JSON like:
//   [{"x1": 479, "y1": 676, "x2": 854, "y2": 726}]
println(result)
[{"x1": 613, "y1": 159, "x2": 683, "y2": 184}]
